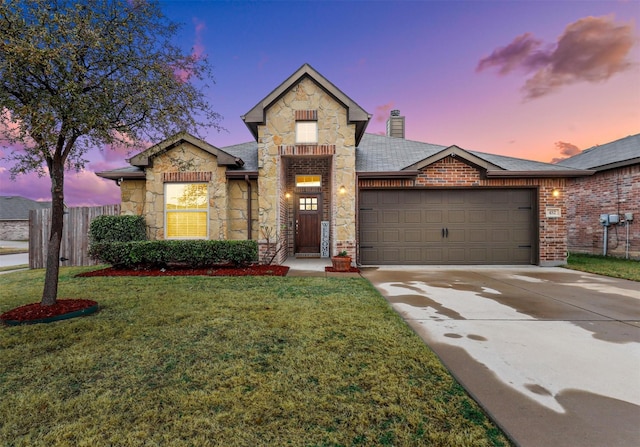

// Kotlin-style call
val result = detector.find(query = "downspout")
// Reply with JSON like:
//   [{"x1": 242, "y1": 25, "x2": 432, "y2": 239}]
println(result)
[{"x1": 244, "y1": 175, "x2": 252, "y2": 240}]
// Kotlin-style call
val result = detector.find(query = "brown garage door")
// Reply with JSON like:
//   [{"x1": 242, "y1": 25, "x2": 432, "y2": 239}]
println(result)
[{"x1": 359, "y1": 189, "x2": 536, "y2": 265}]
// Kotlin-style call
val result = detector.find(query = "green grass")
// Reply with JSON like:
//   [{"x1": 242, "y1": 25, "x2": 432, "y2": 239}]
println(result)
[
  {"x1": 0, "y1": 267, "x2": 510, "y2": 447},
  {"x1": 565, "y1": 253, "x2": 640, "y2": 281}
]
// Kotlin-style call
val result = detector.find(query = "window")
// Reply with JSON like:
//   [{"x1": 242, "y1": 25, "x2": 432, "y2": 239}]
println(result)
[
  {"x1": 296, "y1": 121, "x2": 317, "y2": 143},
  {"x1": 295, "y1": 175, "x2": 321, "y2": 187},
  {"x1": 299, "y1": 197, "x2": 318, "y2": 211},
  {"x1": 165, "y1": 183, "x2": 208, "y2": 239}
]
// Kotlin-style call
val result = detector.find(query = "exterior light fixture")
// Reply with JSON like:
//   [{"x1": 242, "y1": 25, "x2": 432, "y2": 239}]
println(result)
[
  {"x1": 552, "y1": 189, "x2": 560, "y2": 197},
  {"x1": 285, "y1": 192, "x2": 291, "y2": 199},
  {"x1": 339, "y1": 185, "x2": 346, "y2": 195}
]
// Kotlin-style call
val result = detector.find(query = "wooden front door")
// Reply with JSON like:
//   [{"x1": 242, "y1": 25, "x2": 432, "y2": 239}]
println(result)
[{"x1": 295, "y1": 194, "x2": 321, "y2": 254}]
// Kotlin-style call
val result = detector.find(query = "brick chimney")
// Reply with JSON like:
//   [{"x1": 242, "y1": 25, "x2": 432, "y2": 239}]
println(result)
[{"x1": 386, "y1": 109, "x2": 405, "y2": 138}]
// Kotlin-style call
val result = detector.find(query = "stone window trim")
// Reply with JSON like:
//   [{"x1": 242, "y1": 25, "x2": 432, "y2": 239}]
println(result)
[
  {"x1": 163, "y1": 171, "x2": 212, "y2": 183},
  {"x1": 295, "y1": 110, "x2": 317, "y2": 121}
]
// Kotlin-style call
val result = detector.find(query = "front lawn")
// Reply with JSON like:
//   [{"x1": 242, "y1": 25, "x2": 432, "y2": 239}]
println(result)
[
  {"x1": 565, "y1": 253, "x2": 640, "y2": 281},
  {"x1": 0, "y1": 267, "x2": 509, "y2": 447}
]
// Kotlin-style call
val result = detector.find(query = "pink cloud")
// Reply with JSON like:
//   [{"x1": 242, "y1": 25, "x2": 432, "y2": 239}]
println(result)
[
  {"x1": 477, "y1": 16, "x2": 635, "y2": 99},
  {"x1": 375, "y1": 102, "x2": 395, "y2": 123},
  {"x1": 175, "y1": 18, "x2": 207, "y2": 82},
  {"x1": 550, "y1": 141, "x2": 581, "y2": 164},
  {"x1": 0, "y1": 168, "x2": 120, "y2": 207}
]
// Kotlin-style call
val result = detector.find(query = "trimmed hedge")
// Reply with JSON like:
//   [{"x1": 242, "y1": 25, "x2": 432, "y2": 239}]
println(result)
[
  {"x1": 89, "y1": 240, "x2": 258, "y2": 269},
  {"x1": 89, "y1": 215, "x2": 147, "y2": 243}
]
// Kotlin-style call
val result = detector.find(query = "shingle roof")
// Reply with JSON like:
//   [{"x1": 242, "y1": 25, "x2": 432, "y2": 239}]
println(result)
[
  {"x1": 221, "y1": 141, "x2": 259, "y2": 171},
  {"x1": 556, "y1": 133, "x2": 640, "y2": 171},
  {"x1": 102, "y1": 132, "x2": 588, "y2": 180},
  {"x1": 0, "y1": 196, "x2": 50, "y2": 220},
  {"x1": 355, "y1": 133, "x2": 578, "y2": 173}
]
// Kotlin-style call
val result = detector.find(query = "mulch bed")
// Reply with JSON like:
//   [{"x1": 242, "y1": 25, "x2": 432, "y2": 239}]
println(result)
[
  {"x1": 76, "y1": 264, "x2": 290, "y2": 277},
  {"x1": 325, "y1": 266, "x2": 361, "y2": 273},
  {"x1": 1, "y1": 299, "x2": 98, "y2": 325}
]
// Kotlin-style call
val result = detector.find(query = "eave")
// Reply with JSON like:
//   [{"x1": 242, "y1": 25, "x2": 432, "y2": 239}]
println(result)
[
  {"x1": 357, "y1": 171, "x2": 421, "y2": 179},
  {"x1": 485, "y1": 170, "x2": 595, "y2": 178}
]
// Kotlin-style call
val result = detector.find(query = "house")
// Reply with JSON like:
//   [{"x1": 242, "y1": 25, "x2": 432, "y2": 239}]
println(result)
[
  {"x1": 557, "y1": 133, "x2": 639, "y2": 259},
  {"x1": 98, "y1": 63, "x2": 593, "y2": 266},
  {"x1": 0, "y1": 196, "x2": 50, "y2": 240}
]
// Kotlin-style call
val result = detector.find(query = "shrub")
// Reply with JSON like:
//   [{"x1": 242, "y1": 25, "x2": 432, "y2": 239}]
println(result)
[
  {"x1": 89, "y1": 240, "x2": 258, "y2": 269},
  {"x1": 89, "y1": 215, "x2": 147, "y2": 243}
]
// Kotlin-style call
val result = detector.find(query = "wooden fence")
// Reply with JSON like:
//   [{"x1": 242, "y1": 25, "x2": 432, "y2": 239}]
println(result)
[{"x1": 29, "y1": 205, "x2": 120, "y2": 269}]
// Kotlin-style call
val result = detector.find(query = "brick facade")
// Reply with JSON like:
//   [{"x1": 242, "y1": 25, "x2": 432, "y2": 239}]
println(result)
[
  {"x1": 359, "y1": 156, "x2": 568, "y2": 265},
  {"x1": 566, "y1": 164, "x2": 639, "y2": 259}
]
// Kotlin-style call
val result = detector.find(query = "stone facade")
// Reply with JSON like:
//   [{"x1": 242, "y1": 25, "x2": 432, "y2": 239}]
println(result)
[
  {"x1": 119, "y1": 141, "x2": 250, "y2": 241},
  {"x1": 566, "y1": 164, "x2": 639, "y2": 259},
  {"x1": 255, "y1": 77, "x2": 357, "y2": 259}
]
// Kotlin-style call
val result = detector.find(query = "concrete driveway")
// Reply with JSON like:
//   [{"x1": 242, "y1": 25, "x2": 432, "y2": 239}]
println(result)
[{"x1": 361, "y1": 266, "x2": 640, "y2": 447}]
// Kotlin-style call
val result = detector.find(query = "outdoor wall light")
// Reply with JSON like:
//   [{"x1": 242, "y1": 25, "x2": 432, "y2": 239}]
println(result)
[
  {"x1": 552, "y1": 189, "x2": 560, "y2": 197},
  {"x1": 285, "y1": 192, "x2": 291, "y2": 199},
  {"x1": 339, "y1": 185, "x2": 346, "y2": 195}
]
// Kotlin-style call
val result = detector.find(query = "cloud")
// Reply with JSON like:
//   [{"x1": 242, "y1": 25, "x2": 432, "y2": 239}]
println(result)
[
  {"x1": 550, "y1": 141, "x2": 581, "y2": 164},
  {"x1": 477, "y1": 16, "x2": 635, "y2": 99},
  {"x1": 0, "y1": 168, "x2": 120, "y2": 206},
  {"x1": 375, "y1": 102, "x2": 395, "y2": 123},
  {"x1": 175, "y1": 18, "x2": 207, "y2": 82}
]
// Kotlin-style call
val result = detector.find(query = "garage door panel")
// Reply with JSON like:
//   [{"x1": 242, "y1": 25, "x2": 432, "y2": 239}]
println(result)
[
  {"x1": 405, "y1": 210, "x2": 422, "y2": 223},
  {"x1": 382, "y1": 229, "x2": 400, "y2": 243},
  {"x1": 448, "y1": 210, "x2": 465, "y2": 223},
  {"x1": 359, "y1": 189, "x2": 535, "y2": 265},
  {"x1": 404, "y1": 229, "x2": 422, "y2": 243},
  {"x1": 383, "y1": 211, "x2": 399, "y2": 224}
]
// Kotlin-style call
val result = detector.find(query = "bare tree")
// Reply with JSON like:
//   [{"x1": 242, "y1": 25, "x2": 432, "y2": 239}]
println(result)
[{"x1": 0, "y1": 0, "x2": 221, "y2": 305}]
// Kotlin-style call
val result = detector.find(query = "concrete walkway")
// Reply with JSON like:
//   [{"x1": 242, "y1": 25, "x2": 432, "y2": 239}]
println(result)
[
  {"x1": 283, "y1": 257, "x2": 360, "y2": 277},
  {"x1": 361, "y1": 266, "x2": 640, "y2": 447}
]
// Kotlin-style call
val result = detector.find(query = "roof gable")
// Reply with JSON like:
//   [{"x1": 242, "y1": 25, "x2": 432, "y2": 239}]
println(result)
[
  {"x1": 128, "y1": 132, "x2": 243, "y2": 168},
  {"x1": 406, "y1": 145, "x2": 503, "y2": 171},
  {"x1": 557, "y1": 133, "x2": 640, "y2": 171},
  {"x1": 241, "y1": 63, "x2": 371, "y2": 145}
]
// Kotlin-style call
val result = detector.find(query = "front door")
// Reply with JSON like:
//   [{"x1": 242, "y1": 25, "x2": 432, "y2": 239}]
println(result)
[{"x1": 295, "y1": 194, "x2": 321, "y2": 254}]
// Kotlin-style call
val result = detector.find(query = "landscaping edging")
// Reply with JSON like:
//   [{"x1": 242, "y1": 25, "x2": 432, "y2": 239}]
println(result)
[{"x1": 1, "y1": 302, "x2": 99, "y2": 326}]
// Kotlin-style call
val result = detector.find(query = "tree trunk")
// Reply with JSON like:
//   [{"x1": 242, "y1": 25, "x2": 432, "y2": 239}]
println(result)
[{"x1": 41, "y1": 163, "x2": 65, "y2": 306}]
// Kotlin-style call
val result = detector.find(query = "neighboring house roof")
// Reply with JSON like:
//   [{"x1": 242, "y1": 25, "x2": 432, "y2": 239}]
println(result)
[
  {"x1": 0, "y1": 196, "x2": 50, "y2": 220},
  {"x1": 242, "y1": 63, "x2": 372, "y2": 146},
  {"x1": 557, "y1": 133, "x2": 640, "y2": 171}
]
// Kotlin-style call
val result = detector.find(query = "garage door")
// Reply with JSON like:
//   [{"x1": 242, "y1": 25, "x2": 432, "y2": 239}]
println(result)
[{"x1": 359, "y1": 189, "x2": 535, "y2": 265}]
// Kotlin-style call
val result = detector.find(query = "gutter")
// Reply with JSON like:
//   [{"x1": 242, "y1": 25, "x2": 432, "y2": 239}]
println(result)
[
  {"x1": 485, "y1": 170, "x2": 595, "y2": 178},
  {"x1": 357, "y1": 171, "x2": 421, "y2": 179},
  {"x1": 244, "y1": 174, "x2": 252, "y2": 240}
]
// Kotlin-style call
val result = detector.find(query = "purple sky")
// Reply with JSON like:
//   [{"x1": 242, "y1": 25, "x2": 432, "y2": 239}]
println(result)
[{"x1": 1, "y1": 0, "x2": 639, "y2": 206}]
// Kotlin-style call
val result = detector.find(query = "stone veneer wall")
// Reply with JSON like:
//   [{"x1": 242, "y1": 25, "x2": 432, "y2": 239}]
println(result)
[
  {"x1": 123, "y1": 141, "x2": 230, "y2": 240},
  {"x1": 227, "y1": 179, "x2": 258, "y2": 241},
  {"x1": 360, "y1": 156, "x2": 568, "y2": 266},
  {"x1": 256, "y1": 77, "x2": 357, "y2": 260},
  {"x1": 565, "y1": 165, "x2": 639, "y2": 259}
]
